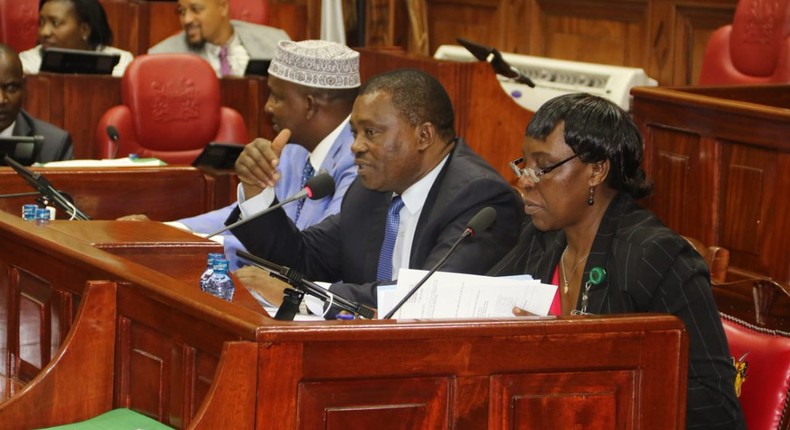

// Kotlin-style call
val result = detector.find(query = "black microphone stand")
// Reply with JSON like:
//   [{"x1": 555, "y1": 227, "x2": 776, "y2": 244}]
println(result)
[{"x1": 237, "y1": 251, "x2": 375, "y2": 320}]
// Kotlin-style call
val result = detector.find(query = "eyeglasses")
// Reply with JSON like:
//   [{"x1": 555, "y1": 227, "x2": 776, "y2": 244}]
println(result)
[{"x1": 509, "y1": 154, "x2": 578, "y2": 183}]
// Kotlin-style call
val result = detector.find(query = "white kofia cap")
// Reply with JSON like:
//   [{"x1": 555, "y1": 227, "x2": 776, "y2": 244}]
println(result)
[{"x1": 268, "y1": 40, "x2": 360, "y2": 89}]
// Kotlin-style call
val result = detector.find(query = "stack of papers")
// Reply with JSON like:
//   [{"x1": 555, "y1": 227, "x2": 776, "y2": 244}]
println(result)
[
  {"x1": 36, "y1": 157, "x2": 167, "y2": 167},
  {"x1": 378, "y1": 268, "x2": 557, "y2": 319}
]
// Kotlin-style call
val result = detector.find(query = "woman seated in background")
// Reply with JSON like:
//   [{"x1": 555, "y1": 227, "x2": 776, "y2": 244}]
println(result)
[
  {"x1": 489, "y1": 93, "x2": 745, "y2": 429},
  {"x1": 19, "y1": 0, "x2": 133, "y2": 77}
]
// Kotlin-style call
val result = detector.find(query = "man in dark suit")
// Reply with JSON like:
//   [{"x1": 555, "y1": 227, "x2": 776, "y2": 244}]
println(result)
[
  {"x1": 229, "y1": 68, "x2": 524, "y2": 314},
  {"x1": 0, "y1": 44, "x2": 73, "y2": 163}
]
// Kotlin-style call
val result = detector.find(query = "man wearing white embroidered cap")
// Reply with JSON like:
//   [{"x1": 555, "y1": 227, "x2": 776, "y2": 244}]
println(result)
[{"x1": 119, "y1": 40, "x2": 360, "y2": 274}]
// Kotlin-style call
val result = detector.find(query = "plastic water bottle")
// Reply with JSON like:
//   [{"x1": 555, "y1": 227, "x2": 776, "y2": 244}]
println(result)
[
  {"x1": 205, "y1": 257, "x2": 234, "y2": 302},
  {"x1": 22, "y1": 204, "x2": 37, "y2": 221},
  {"x1": 35, "y1": 208, "x2": 50, "y2": 225},
  {"x1": 199, "y1": 252, "x2": 225, "y2": 292}
]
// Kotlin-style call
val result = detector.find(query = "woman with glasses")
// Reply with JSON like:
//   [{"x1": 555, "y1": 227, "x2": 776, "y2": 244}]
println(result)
[{"x1": 490, "y1": 93, "x2": 744, "y2": 429}]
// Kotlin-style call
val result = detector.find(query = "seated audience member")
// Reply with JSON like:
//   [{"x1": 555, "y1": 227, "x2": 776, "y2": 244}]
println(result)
[
  {"x1": 488, "y1": 93, "x2": 745, "y2": 429},
  {"x1": 120, "y1": 40, "x2": 360, "y2": 270},
  {"x1": 148, "y1": 0, "x2": 290, "y2": 77},
  {"x1": 0, "y1": 44, "x2": 73, "y2": 162},
  {"x1": 229, "y1": 68, "x2": 524, "y2": 313},
  {"x1": 19, "y1": 0, "x2": 134, "y2": 77}
]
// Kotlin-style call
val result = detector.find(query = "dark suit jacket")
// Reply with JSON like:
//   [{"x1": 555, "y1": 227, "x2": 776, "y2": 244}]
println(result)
[
  {"x1": 230, "y1": 139, "x2": 524, "y2": 310},
  {"x1": 13, "y1": 110, "x2": 73, "y2": 163},
  {"x1": 489, "y1": 193, "x2": 745, "y2": 429}
]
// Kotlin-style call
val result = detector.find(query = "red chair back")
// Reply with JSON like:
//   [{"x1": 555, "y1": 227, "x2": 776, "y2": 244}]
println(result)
[
  {"x1": 0, "y1": 0, "x2": 39, "y2": 53},
  {"x1": 699, "y1": 0, "x2": 790, "y2": 84},
  {"x1": 721, "y1": 314, "x2": 790, "y2": 430},
  {"x1": 229, "y1": 0, "x2": 268, "y2": 25},
  {"x1": 95, "y1": 54, "x2": 248, "y2": 164}
]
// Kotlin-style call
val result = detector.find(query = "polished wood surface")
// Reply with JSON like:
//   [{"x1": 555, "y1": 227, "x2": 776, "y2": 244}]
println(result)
[
  {"x1": 347, "y1": 0, "x2": 737, "y2": 86},
  {"x1": 359, "y1": 48, "x2": 533, "y2": 180},
  {"x1": 0, "y1": 166, "x2": 218, "y2": 221},
  {"x1": 631, "y1": 84, "x2": 790, "y2": 285},
  {"x1": 0, "y1": 212, "x2": 689, "y2": 429}
]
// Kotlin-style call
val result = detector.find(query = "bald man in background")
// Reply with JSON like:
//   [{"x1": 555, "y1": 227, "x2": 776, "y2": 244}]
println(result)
[
  {"x1": 148, "y1": 0, "x2": 290, "y2": 77},
  {"x1": 0, "y1": 44, "x2": 72, "y2": 164}
]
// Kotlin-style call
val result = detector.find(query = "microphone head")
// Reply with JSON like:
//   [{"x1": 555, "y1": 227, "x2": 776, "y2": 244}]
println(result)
[
  {"x1": 305, "y1": 173, "x2": 335, "y2": 200},
  {"x1": 106, "y1": 125, "x2": 119, "y2": 141},
  {"x1": 466, "y1": 206, "x2": 497, "y2": 237}
]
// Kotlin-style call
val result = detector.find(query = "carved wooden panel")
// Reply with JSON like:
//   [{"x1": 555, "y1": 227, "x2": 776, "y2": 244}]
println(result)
[
  {"x1": 5, "y1": 267, "x2": 76, "y2": 385},
  {"x1": 491, "y1": 371, "x2": 635, "y2": 429},
  {"x1": 531, "y1": 0, "x2": 649, "y2": 67},
  {"x1": 299, "y1": 377, "x2": 450, "y2": 429},
  {"x1": 426, "y1": 0, "x2": 511, "y2": 52}
]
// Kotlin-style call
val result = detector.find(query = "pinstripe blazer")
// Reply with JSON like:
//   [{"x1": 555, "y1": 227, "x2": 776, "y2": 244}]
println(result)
[{"x1": 489, "y1": 193, "x2": 745, "y2": 429}]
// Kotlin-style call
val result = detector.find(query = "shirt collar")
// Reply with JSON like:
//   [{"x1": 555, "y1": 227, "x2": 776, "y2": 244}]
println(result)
[
  {"x1": 0, "y1": 121, "x2": 15, "y2": 137},
  {"x1": 308, "y1": 116, "x2": 349, "y2": 171},
  {"x1": 398, "y1": 153, "x2": 450, "y2": 215}
]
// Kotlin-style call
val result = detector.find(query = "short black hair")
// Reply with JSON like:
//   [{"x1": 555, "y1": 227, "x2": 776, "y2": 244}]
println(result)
[
  {"x1": 39, "y1": 0, "x2": 114, "y2": 48},
  {"x1": 359, "y1": 68, "x2": 456, "y2": 142},
  {"x1": 527, "y1": 93, "x2": 653, "y2": 199}
]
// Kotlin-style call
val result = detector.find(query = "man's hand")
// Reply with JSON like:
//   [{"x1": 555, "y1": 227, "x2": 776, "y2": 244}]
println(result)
[
  {"x1": 235, "y1": 129, "x2": 291, "y2": 198},
  {"x1": 116, "y1": 214, "x2": 151, "y2": 221},
  {"x1": 234, "y1": 265, "x2": 290, "y2": 307}
]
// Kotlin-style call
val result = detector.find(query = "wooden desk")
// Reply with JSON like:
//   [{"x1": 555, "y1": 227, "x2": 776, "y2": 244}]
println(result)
[
  {"x1": 0, "y1": 213, "x2": 689, "y2": 429},
  {"x1": 0, "y1": 166, "x2": 220, "y2": 221},
  {"x1": 631, "y1": 84, "x2": 790, "y2": 285}
]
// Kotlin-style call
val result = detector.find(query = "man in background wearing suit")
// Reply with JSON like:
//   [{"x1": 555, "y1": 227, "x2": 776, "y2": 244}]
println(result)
[
  {"x1": 119, "y1": 40, "x2": 360, "y2": 271},
  {"x1": 230, "y1": 68, "x2": 524, "y2": 315},
  {"x1": 0, "y1": 44, "x2": 72, "y2": 163},
  {"x1": 148, "y1": 0, "x2": 290, "y2": 77}
]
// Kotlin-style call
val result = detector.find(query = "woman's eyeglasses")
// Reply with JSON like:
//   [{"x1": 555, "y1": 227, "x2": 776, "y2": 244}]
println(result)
[{"x1": 509, "y1": 154, "x2": 578, "y2": 183}]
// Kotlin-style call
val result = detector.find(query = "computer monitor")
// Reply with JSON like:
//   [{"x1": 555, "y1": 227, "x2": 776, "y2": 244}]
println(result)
[
  {"x1": 0, "y1": 136, "x2": 42, "y2": 166},
  {"x1": 192, "y1": 142, "x2": 245, "y2": 170},
  {"x1": 40, "y1": 47, "x2": 120, "y2": 75},
  {"x1": 244, "y1": 59, "x2": 271, "y2": 77}
]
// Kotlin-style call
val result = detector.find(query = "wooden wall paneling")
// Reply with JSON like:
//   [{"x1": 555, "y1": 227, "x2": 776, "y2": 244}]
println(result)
[
  {"x1": 273, "y1": 0, "x2": 313, "y2": 41},
  {"x1": 101, "y1": 0, "x2": 144, "y2": 55},
  {"x1": 669, "y1": 2, "x2": 737, "y2": 85},
  {"x1": 425, "y1": 0, "x2": 512, "y2": 55},
  {"x1": 140, "y1": 1, "x2": 183, "y2": 53},
  {"x1": 530, "y1": 0, "x2": 650, "y2": 67},
  {"x1": 365, "y1": 0, "x2": 409, "y2": 47}
]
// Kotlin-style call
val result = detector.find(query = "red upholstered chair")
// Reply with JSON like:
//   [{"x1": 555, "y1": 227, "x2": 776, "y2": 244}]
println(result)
[
  {"x1": 229, "y1": 0, "x2": 269, "y2": 24},
  {"x1": 720, "y1": 314, "x2": 790, "y2": 430},
  {"x1": 699, "y1": 0, "x2": 790, "y2": 84},
  {"x1": 713, "y1": 279, "x2": 790, "y2": 430},
  {"x1": 0, "y1": 0, "x2": 39, "y2": 53},
  {"x1": 95, "y1": 54, "x2": 248, "y2": 164}
]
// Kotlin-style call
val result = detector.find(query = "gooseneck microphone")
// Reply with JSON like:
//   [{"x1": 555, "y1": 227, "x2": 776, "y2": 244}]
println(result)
[
  {"x1": 382, "y1": 206, "x2": 497, "y2": 319},
  {"x1": 205, "y1": 172, "x2": 335, "y2": 238},
  {"x1": 106, "y1": 125, "x2": 120, "y2": 159},
  {"x1": 236, "y1": 250, "x2": 376, "y2": 320}
]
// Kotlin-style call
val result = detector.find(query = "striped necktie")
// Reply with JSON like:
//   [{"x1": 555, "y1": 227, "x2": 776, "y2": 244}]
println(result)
[
  {"x1": 294, "y1": 159, "x2": 315, "y2": 222},
  {"x1": 376, "y1": 195, "x2": 405, "y2": 281}
]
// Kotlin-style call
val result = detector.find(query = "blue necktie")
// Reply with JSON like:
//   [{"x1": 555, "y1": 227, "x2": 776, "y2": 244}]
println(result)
[
  {"x1": 377, "y1": 195, "x2": 404, "y2": 281},
  {"x1": 294, "y1": 159, "x2": 314, "y2": 222}
]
